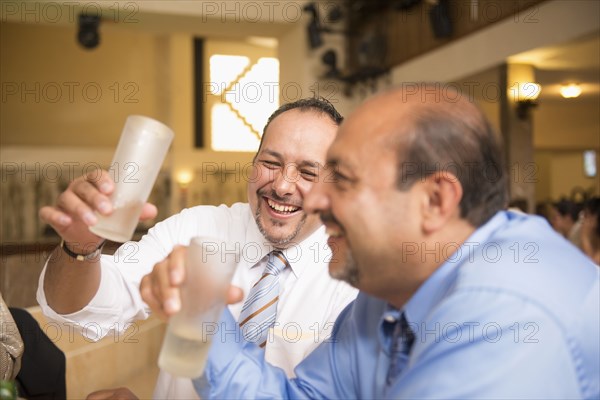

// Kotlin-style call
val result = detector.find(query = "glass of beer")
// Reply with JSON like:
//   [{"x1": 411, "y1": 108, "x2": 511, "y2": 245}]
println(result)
[{"x1": 89, "y1": 115, "x2": 174, "y2": 243}]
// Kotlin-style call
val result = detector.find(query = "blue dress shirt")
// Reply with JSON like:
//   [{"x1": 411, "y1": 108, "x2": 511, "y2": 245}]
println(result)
[{"x1": 194, "y1": 211, "x2": 600, "y2": 399}]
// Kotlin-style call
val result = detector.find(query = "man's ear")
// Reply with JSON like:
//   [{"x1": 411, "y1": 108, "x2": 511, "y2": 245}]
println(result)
[{"x1": 421, "y1": 172, "x2": 463, "y2": 234}]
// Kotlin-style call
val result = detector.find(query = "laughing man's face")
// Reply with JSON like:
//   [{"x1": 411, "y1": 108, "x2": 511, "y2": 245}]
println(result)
[{"x1": 247, "y1": 109, "x2": 338, "y2": 247}]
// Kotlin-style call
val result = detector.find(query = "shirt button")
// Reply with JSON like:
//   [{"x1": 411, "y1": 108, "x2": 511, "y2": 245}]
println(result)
[{"x1": 384, "y1": 315, "x2": 396, "y2": 323}]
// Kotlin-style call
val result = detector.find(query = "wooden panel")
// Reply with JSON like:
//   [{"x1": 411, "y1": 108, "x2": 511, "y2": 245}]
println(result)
[{"x1": 348, "y1": 0, "x2": 548, "y2": 71}]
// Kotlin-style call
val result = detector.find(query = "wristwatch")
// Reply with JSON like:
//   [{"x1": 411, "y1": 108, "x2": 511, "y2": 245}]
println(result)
[{"x1": 60, "y1": 239, "x2": 106, "y2": 262}]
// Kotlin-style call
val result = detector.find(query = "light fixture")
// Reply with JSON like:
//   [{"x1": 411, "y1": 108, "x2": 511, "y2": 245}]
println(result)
[
  {"x1": 560, "y1": 83, "x2": 582, "y2": 99},
  {"x1": 77, "y1": 14, "x2": 100, "y2": 49},
  {"x1": 322, "y1": 49, "x2": 341, "y2": 79},
  {"x1": 507, "y1": 64, "x2": 541, "y2": 120},
  {"x1": 514, "y1": 83, "x2": 541, "y2": 120},
  {"x1": 429, "y1": 0, "x2": 453, "y2": 38},
  {"x1": 306, "y1": 1, "x2": 417, "y2": 95},
  {"x1": 303, "y1": 3, "x2": 323, "y2": 49},
  {"x1": 176, "y1": 169, "x2": 194, "y2": 189},
  {"x1": 303, "y1": 3, "x2": 347, "y2": 49},
  {"x1": 176, "y1": 169, "x2": 194, "y2": 210}
]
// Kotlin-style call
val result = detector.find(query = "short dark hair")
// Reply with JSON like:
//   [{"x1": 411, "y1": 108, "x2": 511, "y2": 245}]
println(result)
[
  {"x1": 396, "y1": 93, "x2": 509, "y2": 227},
  {"x1": 256, "y1": 97, "x2": 343, "y2": 154},
  {"x1": 553, "y1": 199, "x2": 581, "y2": 221},
  {"x1": 583, "y1": 197, "x2": 600, "y2": 237}
]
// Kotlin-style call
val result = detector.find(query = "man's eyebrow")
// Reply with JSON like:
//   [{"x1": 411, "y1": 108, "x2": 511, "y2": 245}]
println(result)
[
  {"x1": 262, "y1": 149, "x2": 321, "y2": 169},
  {"x1": 261, "y1": 149, "x2": 283, "y2": 159},
  {"x1": 298, "y1": 160, "x2": 320, "y2": 169},
  {"x1": 327, "y1": 157, "x2": 356, "y2": 174},
  {"x1": 326, "y1": 157, "x2": 343, "y2": 169}
]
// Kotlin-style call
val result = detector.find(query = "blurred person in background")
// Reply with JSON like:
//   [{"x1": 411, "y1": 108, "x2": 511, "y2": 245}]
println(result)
[
  {"x1": 581, "y1": 197, "x2": 600, "y2": 265},
  {"x1": 549, "y1": 198, "x2": 582, "y2": 247}
]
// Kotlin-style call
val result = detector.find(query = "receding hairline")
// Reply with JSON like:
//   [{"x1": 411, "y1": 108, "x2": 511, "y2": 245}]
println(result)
[{"x1": 363, "y1": 86, "x2": 490, "y2": 147}]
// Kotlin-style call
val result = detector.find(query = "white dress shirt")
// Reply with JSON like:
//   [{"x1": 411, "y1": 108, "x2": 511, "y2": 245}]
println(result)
[{"x1": 37, "y1": 203, "x2": 358, "y2": 399}]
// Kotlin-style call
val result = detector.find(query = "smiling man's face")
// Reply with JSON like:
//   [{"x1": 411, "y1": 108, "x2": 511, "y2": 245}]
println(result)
[{"x1": 248, "y1": 109, "x2": 338, "y2": 248}]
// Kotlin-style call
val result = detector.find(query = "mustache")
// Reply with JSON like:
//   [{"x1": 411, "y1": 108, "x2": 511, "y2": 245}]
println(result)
[
  {"x1": 320, "y1": 211, "x2": 341, "y2": 227},
  {"x1": 258, "y1": 189, "x2": 302, "y2": 208}
]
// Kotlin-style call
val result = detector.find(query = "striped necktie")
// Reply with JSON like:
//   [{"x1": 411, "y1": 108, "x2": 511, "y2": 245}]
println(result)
[{"x1": 238, "y1": 250, "x2": 289, "y2": 348}]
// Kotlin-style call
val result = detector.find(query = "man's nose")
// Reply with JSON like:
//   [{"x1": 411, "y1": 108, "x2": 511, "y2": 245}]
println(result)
[
  {"x1": 272, "y1": 167, "x2": 297, "y2": 198},
  {"x1": 304, "y1": 179, "x2": 329, "y2": 215}
]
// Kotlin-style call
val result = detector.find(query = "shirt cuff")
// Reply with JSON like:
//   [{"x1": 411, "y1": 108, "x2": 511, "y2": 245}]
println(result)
[
  {"x1": 207, "y1": 307, "x2": 245, "y2": 373},
  {"x1": 193, "y1": 308, "x2": 245, "y2": 398}
]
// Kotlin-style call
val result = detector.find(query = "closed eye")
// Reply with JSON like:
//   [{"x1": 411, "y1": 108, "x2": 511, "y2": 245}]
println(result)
[
  {"x1": 333, "y1": 170, "x2": 348, "y2": 182},
  {"x1": 260, "y1": 160, "x2": 280, "y2": 169},
  {"x1": 301, "y1": 169, "x2": 318, "y2": 180}
]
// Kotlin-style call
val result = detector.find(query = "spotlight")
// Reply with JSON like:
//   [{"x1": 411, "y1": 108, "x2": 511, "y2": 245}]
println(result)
[
  {"x1": 307, "y1": 18, "x2": 323, "y2": 49},
  {"x1": 327, "y1": 5, "x2": 343, "y2": 23},
  {"x1": 321, "y1": 49, "x2": 340, "y2": 78},
  {"x1": 429, "y1": 0, "x2": 452, "y2": 39},
  {"x1": 303, "y1": 3, "x2": 323, "y2": 49},
  {"x1": 78, "y1": 14, "x2": 100, "y2": 49}
]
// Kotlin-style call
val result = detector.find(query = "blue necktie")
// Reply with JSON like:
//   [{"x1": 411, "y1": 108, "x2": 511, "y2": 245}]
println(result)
[
  {"x1": 387, "y1": 313, "x2": 415, "y2": 385},
  {"x1": 238, "y1": 251, "x2": 288, "y2": 348}
]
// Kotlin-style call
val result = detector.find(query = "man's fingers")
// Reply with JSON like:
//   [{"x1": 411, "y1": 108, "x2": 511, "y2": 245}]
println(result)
[
  {"x1": 39, "y1": 206, "x2": 72, "y2": 230},
  {"x1": 86, "y1": 389, "x2": 116, "y2": 400},
  {"x1": 85, "y1": 169, "x2": 115, "y2": 195},
  {"x1": 70, "y1": 179, "x2": 113, "y2": 216},
  {"x1": 86, "y1": 387, "x2": 139, "y2": 400},
  {"x1": 168, "y1": 246, "x2": 187, "y2": 285},
  {"x1": 140, "y1": 274, "x2": 168, "y2": 321},
  {"x1": 56, "y1": 190, "x2": 98, "y2": 226},
  {"x1": 153, "y1": 258, "x2": 181, "y2": 315},
  {"x1": 139, "y1": 203, "x2": 158, "y2": 221}
]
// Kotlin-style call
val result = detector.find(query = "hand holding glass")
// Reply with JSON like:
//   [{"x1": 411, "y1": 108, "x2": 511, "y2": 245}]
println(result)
[
  {"x1": 158, "y1": 237, "x2": 238, "y2": 378},
  {"x1": 89, "y1": 115, "x2": 174, "y2": 243}
]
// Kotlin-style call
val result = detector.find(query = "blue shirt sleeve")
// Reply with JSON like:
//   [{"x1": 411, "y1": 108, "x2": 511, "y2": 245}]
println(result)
[{"x1": 194, "y1": 303, "x2": 358, "y2": 399}]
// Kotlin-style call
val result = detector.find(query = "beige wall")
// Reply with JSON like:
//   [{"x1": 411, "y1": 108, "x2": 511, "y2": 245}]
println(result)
[
  {"x1": 534, "y1": 99, "x2": 600, "y2": 150},
  {"x1": 0, "y1": 21, "x2": 170, "y2": 147},
  {"x1": 535, "y1": 150, "x2": 599, "y2": 203}
]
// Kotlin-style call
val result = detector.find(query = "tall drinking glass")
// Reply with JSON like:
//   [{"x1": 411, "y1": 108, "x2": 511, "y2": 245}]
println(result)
[
  {"x1": 158, "y1": 237, "x2": 238, "y2": 378},
  {"x1": 89, "y1": 115, "x2": 174, "y2": 243}
]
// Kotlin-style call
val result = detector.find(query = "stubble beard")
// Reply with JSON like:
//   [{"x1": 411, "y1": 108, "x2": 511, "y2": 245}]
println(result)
[
  {"x1": 255, "y1": 204, "x2": 307, "y2": 247},
  {"x1": 330, "y1": 246, "x2": 360, "y2": 287}
]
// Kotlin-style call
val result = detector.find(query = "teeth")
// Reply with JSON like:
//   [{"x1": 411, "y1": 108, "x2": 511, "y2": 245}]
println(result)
[{"x1": 267, "y1": 199, "x2": 299, "y2": 213}]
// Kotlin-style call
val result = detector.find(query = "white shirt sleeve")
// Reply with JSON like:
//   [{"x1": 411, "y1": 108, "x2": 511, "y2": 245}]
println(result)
[{"x1": 36, "y1": 204, "x2": 234, "y2": 340}]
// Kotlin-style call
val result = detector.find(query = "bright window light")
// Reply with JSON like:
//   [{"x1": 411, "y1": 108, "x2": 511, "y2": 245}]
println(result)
[
  {"x1": 209, "y1": 55, "x2": 250, "y2": 95},
  {"x1": 210, "y1": 55, "x2": 279, "y2": 152},
  {"x1": 211, "y1": 104, "x2": 261, "y2": 151}
]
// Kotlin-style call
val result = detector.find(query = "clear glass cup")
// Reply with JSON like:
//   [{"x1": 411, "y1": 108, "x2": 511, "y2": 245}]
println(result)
[
  {"x1": 158, "y1": 236, "x2": 238, "y2": 378},
  {"x1": 89, "y1": 115, "x2": 174, "y2": 242}
]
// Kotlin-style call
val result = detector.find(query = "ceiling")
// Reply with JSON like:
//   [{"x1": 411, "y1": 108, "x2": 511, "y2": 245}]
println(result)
[{"x1": 508, "y1": 31, "x2": 600, "y2": 100}]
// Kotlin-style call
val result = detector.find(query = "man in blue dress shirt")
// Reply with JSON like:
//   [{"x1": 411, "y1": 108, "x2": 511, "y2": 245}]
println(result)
[{"x1": 183, "y1": 83, "x2": 599, "y2": 399}]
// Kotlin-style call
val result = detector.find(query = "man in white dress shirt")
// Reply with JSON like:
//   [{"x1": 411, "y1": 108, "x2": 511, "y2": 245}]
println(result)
[{"x1": 37, "y1": 98, "x2": 358, "y2": 399}]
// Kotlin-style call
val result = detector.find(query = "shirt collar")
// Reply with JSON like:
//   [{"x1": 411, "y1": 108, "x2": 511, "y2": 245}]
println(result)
[
  {"x1": 243, "y1": 211, "x2": 328, "y2": 279},
  {"x1": 403, "y1": 211, "x2": 509, "y2": 326}
]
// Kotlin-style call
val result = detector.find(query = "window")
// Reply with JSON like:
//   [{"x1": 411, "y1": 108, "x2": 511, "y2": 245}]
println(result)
[{"x1": 200, "y1": 39, "x2": 279, "y2": 152}]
